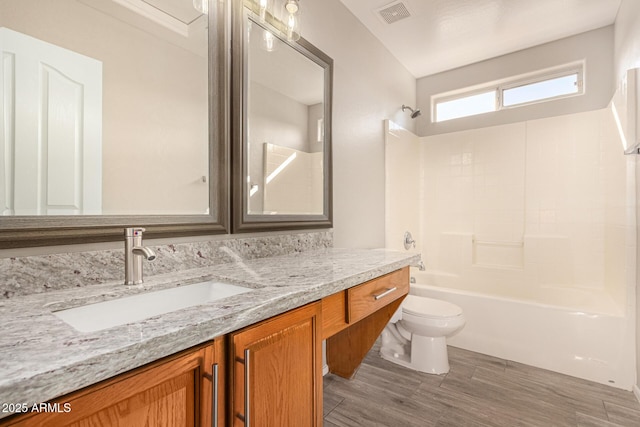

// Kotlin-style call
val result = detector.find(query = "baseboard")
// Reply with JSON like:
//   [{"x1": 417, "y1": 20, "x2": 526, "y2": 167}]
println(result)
[
  {"x1": 323, "y1": 363, "x2": 329, "y2": 376},
  {"x1": 633, "y1": 384, "x2": 640, "y2": 403}
]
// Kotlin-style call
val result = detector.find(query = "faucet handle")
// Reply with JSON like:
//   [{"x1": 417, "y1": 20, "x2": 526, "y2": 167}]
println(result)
[{"x1": 404, "y1": 231, "x2": 416, "y2": 250}]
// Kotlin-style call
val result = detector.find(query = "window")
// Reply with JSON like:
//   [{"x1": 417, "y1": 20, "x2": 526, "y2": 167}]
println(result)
[
  {"x1": 431, "y1": 62, "x2": 584, "y2": 123},
  {"x1": 502, "y1": 72, "x2": 581, "y2": 107},
  {"x1": 436, "y1": 90, "x2": 496, "y2": 122}
]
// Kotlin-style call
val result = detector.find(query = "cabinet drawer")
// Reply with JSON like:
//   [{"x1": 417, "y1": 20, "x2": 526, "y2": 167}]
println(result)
[{"x1": 346, "y1": 267, "x2": 409, "y2": 324}]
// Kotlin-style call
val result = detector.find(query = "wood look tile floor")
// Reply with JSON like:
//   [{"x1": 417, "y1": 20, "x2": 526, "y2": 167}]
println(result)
[{"x1": 322, "y1": 344, "x2": 640, "y2": 427}]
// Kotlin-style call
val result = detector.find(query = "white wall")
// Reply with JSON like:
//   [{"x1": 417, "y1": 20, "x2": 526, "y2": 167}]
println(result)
[
  {"x1": 613, "y1": 0, "x2": 640, "y2": 395},
  {"x1": 301, "y1": 0, "x2": 416, "y2": 248},
  {"x1": 416, "y1": 26, "x2": 615, "y2": 137}
]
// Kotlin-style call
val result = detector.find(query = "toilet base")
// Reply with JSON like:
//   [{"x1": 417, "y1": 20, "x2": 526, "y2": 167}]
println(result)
[
  {"x1": 410, "y1": 335, "x2": 450, "y2": 374},
  {"x1": 380, "y1": 328, "x2": 451, "y2": 375}
]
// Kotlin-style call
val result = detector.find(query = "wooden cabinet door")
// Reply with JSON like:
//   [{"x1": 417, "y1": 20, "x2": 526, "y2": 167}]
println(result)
[
  {"x1": 0, "y1": 340, "x2": 224, "y2": 427},
  {"x1": 231, "y1": 302, "x2": 322, "y2": 427}
]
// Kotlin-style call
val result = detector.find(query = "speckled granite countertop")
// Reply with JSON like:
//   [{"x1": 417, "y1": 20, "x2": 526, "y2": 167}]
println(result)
[{"x1": 0, "y1": 248, "x2": 420, "y2": 418}]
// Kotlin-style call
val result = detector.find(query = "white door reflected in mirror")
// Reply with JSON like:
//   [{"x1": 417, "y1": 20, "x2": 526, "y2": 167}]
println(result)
[
  {"x1": 0, "y1": 28, "x2": 103, "y2": 216},
  {"x1": 0, "y1": 0, "x2": 210, "y2": 216}
]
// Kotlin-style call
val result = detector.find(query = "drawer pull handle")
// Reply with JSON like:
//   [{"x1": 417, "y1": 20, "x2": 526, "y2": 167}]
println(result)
[
  {"x1": 373, "y1": 287, "x2": 397, "y2": 300},
  {"x1": 212, "y1": 363, "x2": 219, "y2": 427},
  {"x1": 244, "y1": 349, "x2": 251, "y2": 427}
]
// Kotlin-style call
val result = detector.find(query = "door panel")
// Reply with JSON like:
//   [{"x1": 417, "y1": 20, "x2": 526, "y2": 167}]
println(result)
[
  {"x1": 0, "y1": 27, "x2": 102, "y2": 215},
  {"x1": 232, "y1": 303, "x2": 321, "y2": 427}
]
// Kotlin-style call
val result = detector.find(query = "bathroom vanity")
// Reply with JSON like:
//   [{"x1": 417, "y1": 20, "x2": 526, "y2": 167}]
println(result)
[{"x1": 0, "y1": 248, "x2": 418, "y2": 426}]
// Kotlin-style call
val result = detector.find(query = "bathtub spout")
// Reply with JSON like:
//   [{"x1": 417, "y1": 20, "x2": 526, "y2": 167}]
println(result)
[{"x1": 414, "y1": 260, "x2": 425, "y2": 271}]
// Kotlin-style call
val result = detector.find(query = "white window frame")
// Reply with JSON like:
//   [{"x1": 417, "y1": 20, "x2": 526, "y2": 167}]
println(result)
[
  {"x1": 432, "y1": 88, "x2": 499, "y2": 123},
  {"x1": 431, "y1": 61, "x2": 585, "y2": 123}
]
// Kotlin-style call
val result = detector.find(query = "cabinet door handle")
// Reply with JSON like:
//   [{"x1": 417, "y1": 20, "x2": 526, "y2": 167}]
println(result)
[
  {"x1": 244, "y1": 349, "x2": 251, "y2": 427},
  {"x1": 212, "y1": 363, "x2": 219, "y2": 427},
  {"x1": 373, "y1": 287, "x2": 397, "y2": 300}
]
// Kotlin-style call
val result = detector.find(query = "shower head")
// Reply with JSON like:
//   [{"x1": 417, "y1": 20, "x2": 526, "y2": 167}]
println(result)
[{"x1": 402, "y1": 104, "x2": 422, "y2": 119}]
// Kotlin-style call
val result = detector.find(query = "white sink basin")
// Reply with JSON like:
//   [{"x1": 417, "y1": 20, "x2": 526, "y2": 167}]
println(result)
[{"x1": 53, "y1": 281, "x2": 251, "y2": 333}]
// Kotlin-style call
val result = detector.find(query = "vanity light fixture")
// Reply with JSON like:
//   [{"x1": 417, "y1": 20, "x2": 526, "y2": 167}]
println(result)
[
  {"x1": 259, "y1": 0, "x2": 274, "y2": 22},
  {"x1": 284, "y1": 0, "x2": 299, "y2": 14},
  {"x1": 281, "y1": 0, "x2": 301, "y2": 41},
  {"x1": 193, "y1": 0, "x2": 208, "y2": 14}
]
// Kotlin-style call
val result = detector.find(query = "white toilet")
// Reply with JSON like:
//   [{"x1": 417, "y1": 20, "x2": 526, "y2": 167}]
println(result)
[{"x1": 380, "y1": 294, "x2": 465, "y2": 374}]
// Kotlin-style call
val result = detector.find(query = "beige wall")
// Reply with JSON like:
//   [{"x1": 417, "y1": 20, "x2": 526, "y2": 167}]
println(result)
[
  {"x1": 301, "y1": 0, "x2": 417, "y2": 248},
  {"x1": 416, "y1": 26, "x2": 615, "y2": 137},
  {"x1": 613, "y1": 0, "x2": 640, "y2": 394},
  {"x1": 247, "y1": 81, "x2": 310, "y2": 213},
  {"x1": 615, "y1": 0, "x2": 640, "y2": 80}
]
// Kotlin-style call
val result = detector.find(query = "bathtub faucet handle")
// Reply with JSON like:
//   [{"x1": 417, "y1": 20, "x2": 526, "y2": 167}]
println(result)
[{"x1": 404, "y1": 231, "x2": 416, "y2": 250}]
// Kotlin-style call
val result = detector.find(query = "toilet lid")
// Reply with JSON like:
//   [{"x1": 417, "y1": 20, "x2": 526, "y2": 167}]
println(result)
[{"x1": 402, "y1": 295, "x2": 463, "y2": 318}]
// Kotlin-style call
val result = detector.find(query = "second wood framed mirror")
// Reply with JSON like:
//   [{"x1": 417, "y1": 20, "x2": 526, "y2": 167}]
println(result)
[{"x1": 231, "y1": 0, "x2": 333, "y2": 232}]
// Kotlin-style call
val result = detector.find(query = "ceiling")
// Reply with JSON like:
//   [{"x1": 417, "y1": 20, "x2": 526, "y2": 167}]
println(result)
[{"x1": 338, "y1": 0, "x2": 622, "y2": 78}]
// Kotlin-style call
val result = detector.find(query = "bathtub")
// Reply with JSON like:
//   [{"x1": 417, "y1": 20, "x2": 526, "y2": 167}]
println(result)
[{"x1": 409, "y1": 270, "x2": 636, "y2": 390}]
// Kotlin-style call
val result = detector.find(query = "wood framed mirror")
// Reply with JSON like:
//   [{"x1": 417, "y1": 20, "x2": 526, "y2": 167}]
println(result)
[
  {"x1": 231, "y1": 0, "x2": 333, "y2": 233},
  {"x1": 0, "y1": 0, "x2": 230, "y2": 248}
]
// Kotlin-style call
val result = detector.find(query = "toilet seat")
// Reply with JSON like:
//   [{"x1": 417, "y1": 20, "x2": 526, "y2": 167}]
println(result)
[{"x1": 402, "y1": 295, "x2": 462, "y2": 319}]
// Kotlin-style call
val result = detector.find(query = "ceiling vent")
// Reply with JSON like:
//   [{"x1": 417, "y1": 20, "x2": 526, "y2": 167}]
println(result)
[{"x1": 375, "y1": 1, "x2": 412, "y2": 25}]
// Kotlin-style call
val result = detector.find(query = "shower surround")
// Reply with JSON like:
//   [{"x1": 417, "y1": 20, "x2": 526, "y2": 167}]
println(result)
[{"x1": 384, "y1": 108, "x2": 637, "y2": 389}]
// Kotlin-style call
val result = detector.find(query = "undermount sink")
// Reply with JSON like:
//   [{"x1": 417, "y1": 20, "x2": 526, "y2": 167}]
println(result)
[{"x1": 53, "y1": 281, "x2": 252, "y2": 333}]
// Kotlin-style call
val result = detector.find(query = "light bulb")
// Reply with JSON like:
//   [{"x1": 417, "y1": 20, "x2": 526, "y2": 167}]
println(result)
[
  {"x1": 193, "y1": 0, "x2": 208, "y2": 14},
  {"x1": 259, "y1": 0, "x2": 273, "y2": 22},
  {"x1": 286, "y1": 12, "x2": 300, "y2": 41},
  {"x1": 285, "y1": 0, "x2": 299, "y2": 14},
  {"x1": 263, "y1": 30, "x2": 276, "y2": 52},
  {"x1": 278, "y1": 0, "x2": 301, "y2": 42}
]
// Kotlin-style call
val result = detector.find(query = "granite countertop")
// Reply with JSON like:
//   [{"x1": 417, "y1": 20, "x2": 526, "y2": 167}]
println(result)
[{"x1": 0, "y1": 247, "x2": 420, "y2": 418}]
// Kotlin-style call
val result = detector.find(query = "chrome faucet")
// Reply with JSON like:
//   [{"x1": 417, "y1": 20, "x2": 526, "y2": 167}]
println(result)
[{"x1": 124, "y1": 227, "x2": 156, "y2": 285}]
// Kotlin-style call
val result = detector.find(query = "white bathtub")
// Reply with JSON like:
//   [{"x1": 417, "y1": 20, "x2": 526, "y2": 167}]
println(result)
[{"x1": 409, "y1": 270, "x2": 636, "y2": 390}]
